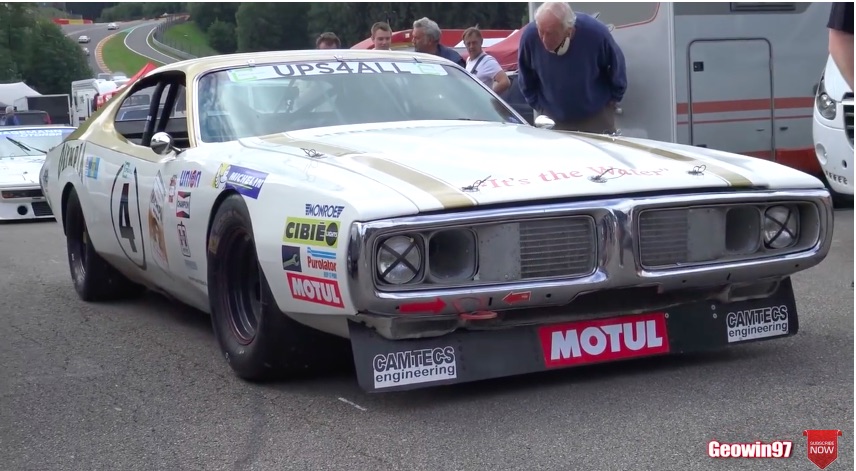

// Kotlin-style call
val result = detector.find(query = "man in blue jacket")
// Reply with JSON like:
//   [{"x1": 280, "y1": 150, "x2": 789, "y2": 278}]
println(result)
[{"x1": 517, "y1": 2, "x2": 627, "y2": 133}]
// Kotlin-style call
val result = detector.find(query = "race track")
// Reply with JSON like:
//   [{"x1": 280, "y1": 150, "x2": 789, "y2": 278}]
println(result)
[
  {"x1": 61, "y1": 21, "x2": 179, "y2": 75},
  {"x1": 1, "y1": 209, "x2": 853, "y2": 470}
]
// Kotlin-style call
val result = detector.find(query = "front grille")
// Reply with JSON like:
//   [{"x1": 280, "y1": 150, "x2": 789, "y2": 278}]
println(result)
[
  {"x1": 519, "y1": 217, "x2": 596, "y2": 278},
  {"x1": 638, "y1": 210, "x2": 689, "y2": 267},
  {"x1": 31, "y1": 201, "x2": 53, "y2": 217},
  {"x1": 844, "y1": 96, "x2": 853, "y2": 146}
]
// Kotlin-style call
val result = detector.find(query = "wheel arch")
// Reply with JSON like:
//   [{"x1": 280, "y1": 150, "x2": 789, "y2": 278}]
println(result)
[
  {"x1": 60, "y1": 182, "x2": 77, "y2": 235},
  {"x1": 205, "y1": 189, "x2": 242, "y2": 255}
]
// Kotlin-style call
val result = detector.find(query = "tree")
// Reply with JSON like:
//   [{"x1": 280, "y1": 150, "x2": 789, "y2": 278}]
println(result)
[
  {"x1": 19, "y1": 20, "x2": 92, "y2": 94},
  {"x1": 207, "y1": 19, "x2": 236, "y2": 54},
  {"x1": 189, "y1": 2, "x2": 240, "y2": 31},
  {"x1": 235, "y1": 3, "x2": 310, "y2": 52}
]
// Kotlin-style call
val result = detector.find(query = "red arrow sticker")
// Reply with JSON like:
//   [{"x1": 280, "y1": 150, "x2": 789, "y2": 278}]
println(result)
[
  {"x1": 399, "y1": 297, "x2": 446, "y2": 314},
  {"x1": 503, "y1": 291, "x2": 531, "y2": 304}
]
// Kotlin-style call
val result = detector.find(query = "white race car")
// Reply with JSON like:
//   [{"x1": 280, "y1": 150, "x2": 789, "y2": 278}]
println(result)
[
  {"x1": 1, "y1": 125, "x2": 74, "y2": 220},
  {"x1": 78, "y1": 35, "x2": 90, "y2": 43},
  {"x1": 40, "y1": 50, "x2": 834, "y2": 392},
  {"x1": 107, "y1": 23, "x2": 118, "y2": 30}
]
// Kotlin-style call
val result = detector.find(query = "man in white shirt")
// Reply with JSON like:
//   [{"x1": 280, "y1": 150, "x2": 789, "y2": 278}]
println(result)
[{"x1": 462, "y1": 27, "x2": 510, "y2": 94}]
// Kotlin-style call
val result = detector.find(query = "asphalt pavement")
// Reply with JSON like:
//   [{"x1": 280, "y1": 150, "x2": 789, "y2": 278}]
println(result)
[{"x1": 0, "y1": 209, "x2": 852, "y2": 471}]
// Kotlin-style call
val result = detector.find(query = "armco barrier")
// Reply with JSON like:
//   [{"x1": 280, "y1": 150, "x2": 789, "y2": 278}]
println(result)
[
  {"x1": 151, "y1": 20, "x2": 198, "y2": 60},
  {"x1": 52, "y1": 18, "x2": 92, "y2": 25}
]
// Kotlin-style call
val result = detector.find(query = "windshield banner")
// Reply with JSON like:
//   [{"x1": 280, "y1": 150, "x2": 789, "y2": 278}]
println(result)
[
  {"x1": 0, "y1": 128, "x2": 70, "y2": 137},
  {"x1": 227, "y1": 61, "x2": 448, "y2": 82}
]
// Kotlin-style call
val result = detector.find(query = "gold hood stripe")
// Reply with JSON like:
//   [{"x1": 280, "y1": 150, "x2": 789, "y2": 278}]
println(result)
[
  {"x1": 572, "y1": 133, "x2": 756, "y2": 187},
  {"x1": 349, "y1": 155, "x2": 477, "y2": 209}
]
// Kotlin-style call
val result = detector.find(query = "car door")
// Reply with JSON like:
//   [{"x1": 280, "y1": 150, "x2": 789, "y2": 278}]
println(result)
[{"x1": 93, "y1": 71, "x2": 191, "y2": 291}]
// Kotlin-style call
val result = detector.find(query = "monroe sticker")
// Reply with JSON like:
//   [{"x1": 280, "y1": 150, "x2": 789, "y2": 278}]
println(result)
[
  {"x1": 227, "y1": 61, "x2": 448, "y2": 82},
  {"x1": 212, "y1": 163, "x2": 268, "y2": 199}
]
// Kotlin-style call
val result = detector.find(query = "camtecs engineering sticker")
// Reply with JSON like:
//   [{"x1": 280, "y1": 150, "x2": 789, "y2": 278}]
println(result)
[
  {"x1": 372, "y1": 347, "x2": 457, "y2": 389},
  {"x1": 726, "y1": 305, "x2": 789, "y2": 343}
]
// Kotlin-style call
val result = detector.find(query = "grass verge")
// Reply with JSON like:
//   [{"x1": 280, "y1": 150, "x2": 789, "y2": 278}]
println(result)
[
  {"x1": 102, "y1": 31, "x2": 164, "y2": 76},
  {"x1": 163, "y1": 21, "x2": 219, "y2": 57}
]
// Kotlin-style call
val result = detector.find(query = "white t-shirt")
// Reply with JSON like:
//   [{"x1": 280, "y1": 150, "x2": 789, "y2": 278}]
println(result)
[{"x1": 466, "y1": 52, "x2": 502, "y2": 88}]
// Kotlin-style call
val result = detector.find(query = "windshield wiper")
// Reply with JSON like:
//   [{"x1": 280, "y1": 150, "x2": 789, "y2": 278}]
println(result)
[{"x1": 5, "y1": 137, "x2": 46, "y2": 154}]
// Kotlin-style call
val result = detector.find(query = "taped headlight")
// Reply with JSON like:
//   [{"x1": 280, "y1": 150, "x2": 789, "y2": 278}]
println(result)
[
  {"x1": 763, "y1": 205, "x2": 799, "y2": 249},
  {"x1": 377, "y1": 235, "x2": 422, "y2": 284}
]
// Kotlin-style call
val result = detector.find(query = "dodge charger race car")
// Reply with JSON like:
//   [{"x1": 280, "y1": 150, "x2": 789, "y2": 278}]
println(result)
[
  {"x1": 1, "y1": 125, "x2": 74, "y2": 220},
  {"x1": 40, "y1": 50, "x2": 833, "y2": 393}
]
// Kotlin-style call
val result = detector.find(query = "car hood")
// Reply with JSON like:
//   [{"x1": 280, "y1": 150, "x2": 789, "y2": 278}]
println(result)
[
  {"x1": 242, "y1": 121, "x2": 825, "y2": 211},
  {"x1": 0, "y1": 156, "x2": 43, "y2": 187}
]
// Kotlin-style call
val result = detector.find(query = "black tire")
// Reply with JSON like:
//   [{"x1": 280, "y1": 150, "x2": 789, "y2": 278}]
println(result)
[
  {"x1": 207, "y1": 194, "x2": 350, "y2": 382},
  {"x1": 65, "y1": 188, "x2": 145, "y2": 301},
  {"x1": 820, "y1": 174, "x2": 854, "y2": 208}
]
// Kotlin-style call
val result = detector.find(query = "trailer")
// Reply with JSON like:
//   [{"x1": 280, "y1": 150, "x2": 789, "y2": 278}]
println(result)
[
  {"x1": 520, "y1": 2, "x2": 831, "y2": 176},
  {"x1": 70, "y1": 78, "x2": 120, "y2": 126},
  {"x1": 13, "y1": 94, "x2": 71, "y2": 125}
]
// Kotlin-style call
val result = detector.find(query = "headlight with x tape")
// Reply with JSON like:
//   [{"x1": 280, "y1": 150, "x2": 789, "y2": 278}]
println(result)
[
  {"x1": 763, "y1": 205, "x2": 799, "y2": 249},
  {"x1": 377, "y1": 235, "x2": 423, "y2": 285}
]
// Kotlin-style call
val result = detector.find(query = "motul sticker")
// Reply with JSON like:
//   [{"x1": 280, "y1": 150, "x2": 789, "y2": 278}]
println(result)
[
  {"x1": 538, "y1": 312, "x2": 669, "y2": 367},
  {"x1": 287, "y1": 272, "x2": 343, "y2": 308},
  {"x1": 803, "y1": 430, "x2": 843, "y2": 469}
]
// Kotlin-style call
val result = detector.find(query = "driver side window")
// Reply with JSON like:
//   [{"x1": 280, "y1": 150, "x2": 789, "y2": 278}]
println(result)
[{"x1": 113, "y1": 73, "x2": 189, "y2": 150}]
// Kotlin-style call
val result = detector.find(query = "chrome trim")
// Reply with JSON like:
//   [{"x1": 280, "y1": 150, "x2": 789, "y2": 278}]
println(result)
[{"x1": 347, "y1": 189, "x2": 833, "y2": 317}]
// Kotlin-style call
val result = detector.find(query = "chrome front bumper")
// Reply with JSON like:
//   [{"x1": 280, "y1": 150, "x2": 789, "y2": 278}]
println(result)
[{"x1": 346, "y1": 189, "x2": 833, "y2": 322}]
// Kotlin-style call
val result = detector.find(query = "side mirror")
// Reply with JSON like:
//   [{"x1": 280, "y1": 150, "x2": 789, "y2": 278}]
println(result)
[
  {"x1": 534, "y1": 114, "x2": 555, "y2": 130},
  {"x1": 150, "y1": 132, "x2": 177, "y2": 156}
]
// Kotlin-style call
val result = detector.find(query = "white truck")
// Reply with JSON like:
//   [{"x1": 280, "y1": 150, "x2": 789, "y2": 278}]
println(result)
[
  {"x1": 70, "y1": 78, "x2": 122, "y2": 127},
  {"x1": 812, "y1": 54, "x2": 853, "y2": 200}
]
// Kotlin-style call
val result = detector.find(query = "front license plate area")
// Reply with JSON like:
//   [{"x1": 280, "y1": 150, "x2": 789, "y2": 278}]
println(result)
[{"x1": 348, "y1": 278, "x2": 799, "y2": 393}]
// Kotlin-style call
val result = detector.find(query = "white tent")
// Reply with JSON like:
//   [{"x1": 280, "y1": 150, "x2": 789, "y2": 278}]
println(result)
[{"x1": 0, "y1": 82, "x2": 41, "y2": 108}]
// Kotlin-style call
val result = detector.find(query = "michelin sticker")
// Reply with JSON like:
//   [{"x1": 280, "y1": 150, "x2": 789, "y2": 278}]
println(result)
[
  {"x1": 227, "y1": 61, "x2": 448, "y2": 82},
  {"x1": 212, "y1": 163, "x2": 268, "y2": 199},
  {"x1": 373, "y1": 347, "x2": 457, "y2": 389},
  {"x1": 726, "y1": 305, "x2": 789, "y2": 343}
]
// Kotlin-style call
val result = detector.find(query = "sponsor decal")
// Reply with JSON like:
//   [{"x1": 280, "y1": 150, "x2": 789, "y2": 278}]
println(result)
[
  {"x1": 282, "y1": 217, "x2": 338, "y2": 248},
  {"x1": 708, "y1": 440, "x2": 793, "y2": 459},
  {"x1": 824, "y1": 170, "x2": 848, "y2": 186},
  {"x1": 803, "y1": 430, "x2": 843, "y2": 469},
  {"x1": 227, "y1": 61, "x2": 448, "y2": 82},
  {"x1": 307, "y1": 247, "x2": 337, "y2": 279},
  {"x1": 121, "y1": 161, "x2": 131, "y2": 179},
  {"x1": 281, "y1": 245, "x2": 302, "y2": 272},
  {"x1": 372, "y1": 347, "x2": 457, "y2": 389},
  {"x1": 538, "y1": 313, "x2": 669, "y2": 367},
  {"x1": 477, "y1": 168, "x2": 671, "y2": 189},
  {"x1": 287, "y1": 272, "x2": 343, "y2": 308},
  {"x1": 0, "y1": 128, "x2": 68, "y2": 138},
  {"x1": 184, "y1": 259, "x2": 198, "y2": 271},
  {"x1": 502, "y1": 291, "x2": 531, "y2": 304},
  {"x1": 179, "y1": 169, "x2": 202, "y2": 188},
  {"x1": 148, "y1": 171, "x2": 169, "y2": 269},
  {"x1": 84, "y1": 155, "x2": 99, "y2": 179},
  {"x1": 305, "y1": 203, "x2": 345, "y2": 219},
  {"x1": 725, "y1": 305, "x2": 788, "y2": 343},
  {"x1": 177, "y1": 221, "x2": 191, "y2": 257},
  {"x1": 57, "y1": 141, "x2": 85, "y2": 179},
  {"x1": 175, "y1": 191, "x2": 191, "y2": 219},
  {"x1": 189, "y1": 276, "x2": 207, "y2": 287},
  {"x1": 212, "y1": 163, "x2": 268, "y2": 199},
  {"x1": 167, "y1": 175, "x2": 177, "y2": 205}
]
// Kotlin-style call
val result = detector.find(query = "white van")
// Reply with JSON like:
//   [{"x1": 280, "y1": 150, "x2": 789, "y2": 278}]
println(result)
[{"x1": 813, "y1": 54, "x2": 854, "y2": 199}]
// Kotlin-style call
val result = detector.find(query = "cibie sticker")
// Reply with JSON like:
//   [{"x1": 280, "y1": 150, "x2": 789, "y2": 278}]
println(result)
[
  {"x1": 226, "y1": 61, "x2": 448, "y2": 82},
  {"x1": 212, "y1": 163, "x2": 268, "y2": 199},
  {"x1": 726, "y1": 305, "x2": 788, "y2": 343},
  {"x1": 373, "y1": 347, "x2": 457, "y2": 389}
]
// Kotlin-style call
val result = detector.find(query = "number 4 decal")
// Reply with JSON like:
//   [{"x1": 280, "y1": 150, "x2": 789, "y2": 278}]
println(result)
[{"x1": 111, "y1": 164, "x2": 147, "y2": 270}]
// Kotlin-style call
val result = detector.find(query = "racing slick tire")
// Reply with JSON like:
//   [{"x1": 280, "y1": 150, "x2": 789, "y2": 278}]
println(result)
[
  {"x1": 206, "y1": 194, "x2": 350, "y2": 382},
  {"x1": 65, "y1": 188, "x2": 145, "y2": 301}
]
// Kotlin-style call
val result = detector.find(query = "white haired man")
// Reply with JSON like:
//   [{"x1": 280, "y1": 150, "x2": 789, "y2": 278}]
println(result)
[
  {"x1": 412, "y1": 17, "x2": 466, "y2": 68},
  {"x1": 517, "y1": 2, "x2": 627, "y2": 133}
]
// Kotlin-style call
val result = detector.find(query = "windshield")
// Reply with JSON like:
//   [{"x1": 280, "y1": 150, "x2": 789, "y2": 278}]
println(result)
[
  {"x1": 0, "y1": 127, "x2": 73, "y2": 157},
  {"x1": 196, "y1": 59, "x2": 523, "y2": 142}
]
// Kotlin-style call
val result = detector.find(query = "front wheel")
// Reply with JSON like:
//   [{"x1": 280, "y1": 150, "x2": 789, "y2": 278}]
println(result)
[{"x1": 206, "y1": 194, "x2": 349, "y2": 381}]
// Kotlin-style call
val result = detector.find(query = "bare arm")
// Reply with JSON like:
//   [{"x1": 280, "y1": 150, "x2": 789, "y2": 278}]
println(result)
[
  {"x1": 492, "y1": 70, "x2": 511, "y2": 95},
  {"x1": 829, "y1": 28, "x2": 854, "y2": 90}
]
